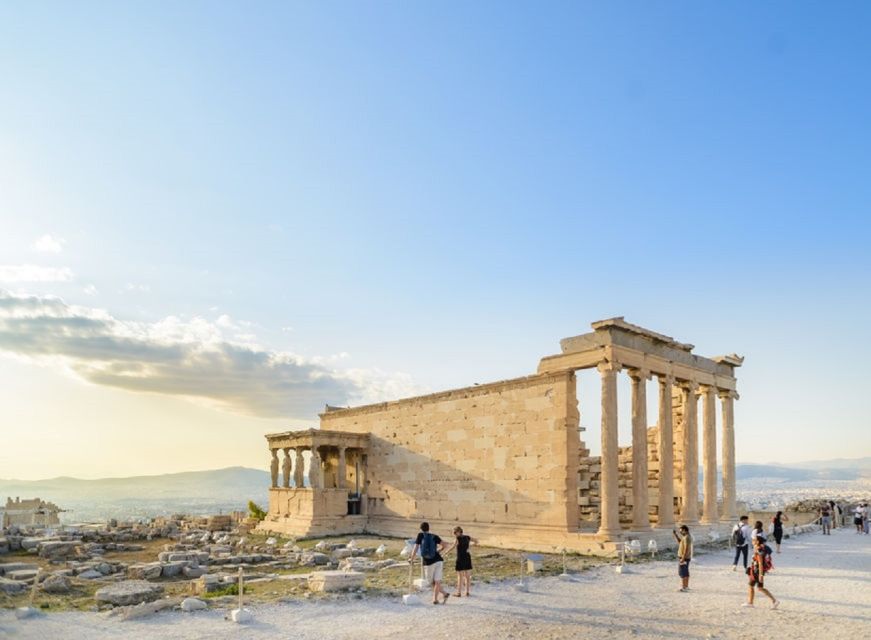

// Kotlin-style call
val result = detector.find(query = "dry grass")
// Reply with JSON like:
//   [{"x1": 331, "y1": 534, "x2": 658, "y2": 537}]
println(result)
[{"x1": 2, "y1": 533, "x2": 615, "y2": 611}]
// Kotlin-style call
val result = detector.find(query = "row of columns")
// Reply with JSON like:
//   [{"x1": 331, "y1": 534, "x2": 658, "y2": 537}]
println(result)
[
  {"x1": 597, "y1": 361, "x2": 738, "y2": 536},
  {"x1": 270, "y1": 445, "x2": 350, "y2": 490}
]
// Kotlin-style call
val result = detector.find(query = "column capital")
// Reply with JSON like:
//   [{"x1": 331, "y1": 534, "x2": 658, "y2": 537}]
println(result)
[
  {"x1": 679, "y1": 379, "x2": 699, "y2": 393},
  {"x1": 657, "y1": 373, "x2": 675, "y2": 386},
  {"x1": 626, "y1": 368, "x2": 651, "y2": 381},
  {"x1": 718, "y1": 389, "x2": 739, "y2": 401},
  {"x1": 698, "y1": 384, "x2": 717, "y2": 395},
  {"x1": 597, "y1": 360, "x2": 621, "y2": 375}
]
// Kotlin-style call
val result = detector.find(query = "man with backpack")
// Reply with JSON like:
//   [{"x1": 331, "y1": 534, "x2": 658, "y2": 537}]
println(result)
[
  {"x1": 731, "y1": 515, "x2": 752, "y2": 571},
  {"x1": 409, "y1": 522, "x2": 451, "y2": 605}
]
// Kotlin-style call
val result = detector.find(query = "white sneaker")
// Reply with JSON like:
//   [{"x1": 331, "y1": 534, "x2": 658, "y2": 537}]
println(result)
[
  {"x1": 731, "y1": 565, "x2": 736, "y2": 572},
  {"x1": 741, "y1": 603, "x2": 754, "y2": 608},
  {"x1": 772, "y1": 600, "x2": 780, "y2": 610}
]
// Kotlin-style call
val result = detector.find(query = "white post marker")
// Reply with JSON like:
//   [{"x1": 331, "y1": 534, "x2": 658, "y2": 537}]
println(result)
[
  {"x1": 402, "y1": 559, "x2": 422, "y2": 606},
  {"x1": 615, "y1": 542, "x2": 631, "y2": 574},
  {"x1": 229, "y1": 567, "x2": 253, "y2": 623},
  {"x1": 513, "y1": 553, "x2": 528, "y2": 591},
  {"x1": 647, "y1": 539, "x2": 658, "y2": 559}
]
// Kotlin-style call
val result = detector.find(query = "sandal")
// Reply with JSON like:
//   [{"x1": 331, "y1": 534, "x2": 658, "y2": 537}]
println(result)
[{"x1": 453, "y1": 592, "x2": 462, "y2": 597}]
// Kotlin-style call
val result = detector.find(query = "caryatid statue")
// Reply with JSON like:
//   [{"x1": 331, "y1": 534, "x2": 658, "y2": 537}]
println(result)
[
  {"x1": 269, "y1": 449, "x2": 279, "y2": 488},
  {"x1": 281, "y1": 448, "x2": 292, "y2": 488}
]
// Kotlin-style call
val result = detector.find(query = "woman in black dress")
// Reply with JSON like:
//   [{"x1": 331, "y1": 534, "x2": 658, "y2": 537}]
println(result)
[
  {"x1": 771, "y1": 511, "x2": 788, "y2": 553},
  {"x1": 449, "y1": 526, "x2": 478, "y2": 597}
]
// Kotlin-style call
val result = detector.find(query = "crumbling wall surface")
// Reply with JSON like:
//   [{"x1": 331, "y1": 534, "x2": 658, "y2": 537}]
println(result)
[{"x1": 320, "y1": 371, "x2": 580, "y2": 548}]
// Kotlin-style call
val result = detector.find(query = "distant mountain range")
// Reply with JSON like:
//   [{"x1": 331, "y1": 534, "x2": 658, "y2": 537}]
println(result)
[
  {"x1": 1, "y1": 457, "x2": 868, "y2": 524},
  {"x1": 0, "y1": 466, "x2": 269, "y2": 523},
  {"x1": 736, "y1": 457, "x2": 871, "y2": 482}
]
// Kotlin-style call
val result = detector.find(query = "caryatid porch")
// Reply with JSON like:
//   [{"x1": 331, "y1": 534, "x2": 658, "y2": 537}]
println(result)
[
  {"x1": 538, "y1": 317, "x2": 743, "y2": 535},
  {"x1": 257, "y1": 429, "x2": 370, "y2": 537}
]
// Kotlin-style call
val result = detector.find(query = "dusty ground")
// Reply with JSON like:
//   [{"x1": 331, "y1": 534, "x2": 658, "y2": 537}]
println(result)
[{"x1": 2, "y1": 527, "x2": 868, "y2": 639}]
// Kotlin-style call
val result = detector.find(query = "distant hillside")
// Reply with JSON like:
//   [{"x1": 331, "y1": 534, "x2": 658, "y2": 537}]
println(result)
[{"x1": 0, "y1": 467, "x2": 270, "y2": 523}]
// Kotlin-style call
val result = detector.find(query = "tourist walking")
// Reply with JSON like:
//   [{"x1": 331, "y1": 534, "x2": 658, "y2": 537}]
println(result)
[
  {"x1": 743, "y1": 535, "x2": 779, "y2": 609},
  {"x1": 820, "y1": 503, "x2": 832, "y2": 535},
  {"x1": 864, "y1": 504, "x2": 870, "y2": 535},
  {"x1": 771, "y1": 511, "x2": 788, "y2": 553},
  {"x1": 853, "y1": 504, "x2": 865, "y2": 533},
  {"x1": 446, "y1": 526, "x2": 478, "y2": 597},
  {"x1": 731, "y1": 515, "x2": 752, "y2": 570},
  {"x1": 672, "y1": 525, "x2": 693, "y2": 592},
  {"x1": 752, "y1": 520, "x2": 764, "y2": 543},
  {"x1": 409, "y1": 522, "x2": 451, "y2": 605}
]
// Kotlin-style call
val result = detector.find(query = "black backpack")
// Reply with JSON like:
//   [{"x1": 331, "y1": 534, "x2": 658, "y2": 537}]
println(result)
[{"x1": 731, "y1": 524, "x2": 745, "y2": 547}]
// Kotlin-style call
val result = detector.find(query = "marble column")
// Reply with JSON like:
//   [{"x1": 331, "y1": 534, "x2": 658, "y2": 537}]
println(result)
[
  {"x1": 308, "y1": 448, "x2": 322, "y2": 489},
  {"x1": 269, "y1": 449, "x2": 279, "y2": 488},
  {"x1": 628, "y1": 369, "x2": 652, "y2": 531},
  {"x1": 700, "y1": 385, "x2": 719, "y2": 524},
  {"x1": 597, "y1": 361, "x2": 621, "y2": 537},
  {"x1": 679, "y1": 381, "x2": 700, "y2": 524},
  {"x1": 719, "y1": 390, "x2": 738, "y2": 520},
  {"x1": 337, "y1": 446, "x2": 347, "y2": 490},
  {"x1": 656, "y1": 374, "x2": 675, "y2": 528},
  {"x1": 281, "y1": 448, "x2": 291, "y2": 488},
  {"x1": 293, "y1": 448, "x2": 305, "y2": 488}
]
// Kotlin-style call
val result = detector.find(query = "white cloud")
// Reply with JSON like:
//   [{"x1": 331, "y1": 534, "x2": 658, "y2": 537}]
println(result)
[
  {"x1": 0, "y1": 289, "x2": 419, "y2": 419},
  {"x1": 0, "y1": 265, "x2": 74, "y2": 283},
  {"x1": 83, "y1": 284, "x2": 99, "y2": 296},
  {"x1": 123, "y1": 283, "x2": 151, "y2": 293},
  {"x1": 32, "y1": 235, "x2": 65, "y2": 253}
]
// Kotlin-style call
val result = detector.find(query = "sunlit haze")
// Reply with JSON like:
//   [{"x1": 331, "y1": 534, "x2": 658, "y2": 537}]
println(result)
[{"x1": 1, "y1": 2, "x2": 869, "y2": 479}]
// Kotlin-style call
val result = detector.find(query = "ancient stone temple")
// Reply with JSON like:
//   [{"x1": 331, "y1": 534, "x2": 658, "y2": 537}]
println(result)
[
  {"x1": 257, "y1": 318, "x2": 742, "y2": 554},
  {"x1": 2, "y1": 497, "x2": 62, "y2": 528}
]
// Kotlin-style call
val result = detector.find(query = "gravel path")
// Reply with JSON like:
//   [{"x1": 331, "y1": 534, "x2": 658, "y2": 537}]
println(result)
[{"x1": 2, "y1": 527, "x2": 869, "y2": 639}]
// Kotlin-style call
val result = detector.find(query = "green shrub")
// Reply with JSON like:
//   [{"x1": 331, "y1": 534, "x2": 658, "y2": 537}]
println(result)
[{"x1": 248, "y1": 500, "x2": 267, "y2": 521}]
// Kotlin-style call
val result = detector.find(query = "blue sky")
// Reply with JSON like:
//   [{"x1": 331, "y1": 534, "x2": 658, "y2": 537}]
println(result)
[{"x1": 1, "y1": 2, "x2": 869, "y2": 478}]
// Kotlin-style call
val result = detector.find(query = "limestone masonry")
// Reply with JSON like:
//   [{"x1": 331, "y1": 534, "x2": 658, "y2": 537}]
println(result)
[{"x1": 257, "y1": 318, "x2": 743, "y2": 554}]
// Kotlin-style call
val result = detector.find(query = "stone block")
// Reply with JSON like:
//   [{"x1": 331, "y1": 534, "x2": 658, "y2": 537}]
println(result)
[
  {"x1": 307, "y1": 570, "x2": 365, "y2": 592},
  {"x1": 127, "y1": 563, "x2": 163, "y2": 580},
  {"x1": 95, "y1": 580, "x2": 164, "y2": 606}
]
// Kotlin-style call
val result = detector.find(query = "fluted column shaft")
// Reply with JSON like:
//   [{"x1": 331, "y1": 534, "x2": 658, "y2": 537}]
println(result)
[
  {"x1": 597, "y1": 361, "x2": 621, "y2": 537},
  {"x1": 719, "y1": 390, "x2": 738, "y2": 520},
  {"x1": 700, "y1": 386, "x2": 719, "y2": 524},
  {"x1": 337, "y1": 446, "x2": 347, "y2": 490},
  {"x1": 293, "y1": 448, "x2": 305, "y2": 488},
  {"x1": 656, "y1": 375, "x2": 675, "y2": 528},
  {"x1": 680, "y1": 382, "x2": 700, "y2": 524},
  {"x1": 628, "y1": 369, "x2": 652, "y2": 531}
]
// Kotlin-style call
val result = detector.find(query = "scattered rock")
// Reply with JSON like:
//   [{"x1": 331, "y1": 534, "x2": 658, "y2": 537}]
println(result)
[
  {"x1": 41, "y1": 574, "x2": 71, "y2": 594},
  {"x1": 0, "y1": 577, "x2": 27, "y2": 594},
  {"x1": 127, "y1": 563, "x2": 163, "y2": 580},
  {"x1": 95, "y1": 580, "x2": 164, "y2": 606},
  {"x1": 180, "y1": 597, "x2": 208, "y2": 612},
  {"x1": 38, "y1": 541, "x2": 83, "y2": 559},
  {"x1": 182, "y1": 565, "x2": 206, "y2": 578},
  {"x1": 77, "y1": 569, "x2": 103, "y2": 580}
]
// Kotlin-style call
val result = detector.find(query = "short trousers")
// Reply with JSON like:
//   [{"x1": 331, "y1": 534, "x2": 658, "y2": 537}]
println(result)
[
  {"x1": 749, "y1": 576, "x2": 764, "y2": 587},
  {"x1": 678, "y1": 560, "x2": 690, "y2": 578},
  {"x1": 423, "y1": 561, "x2": 444, "y2": 584}
]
